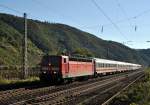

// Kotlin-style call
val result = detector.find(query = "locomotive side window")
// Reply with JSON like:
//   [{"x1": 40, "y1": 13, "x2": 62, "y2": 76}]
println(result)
[{"x1": 64, "y1": 58, "x2": 67, "y2": 63}]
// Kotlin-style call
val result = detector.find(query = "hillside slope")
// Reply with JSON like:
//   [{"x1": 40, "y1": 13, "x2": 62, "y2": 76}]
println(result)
[
  {"x1": 0, "y1": 13, "x2": 149, "y2": 67},
  {"x1": 138, "y1": 49, "x2": 150, "y2": 66}
]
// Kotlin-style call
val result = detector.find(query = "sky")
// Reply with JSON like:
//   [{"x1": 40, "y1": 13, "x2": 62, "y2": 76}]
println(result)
[{"x1": 0, "y1": 0, "x2": 150, "y2": 49}]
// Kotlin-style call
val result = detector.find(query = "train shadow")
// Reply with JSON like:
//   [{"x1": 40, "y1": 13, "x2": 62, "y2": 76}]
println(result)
[{"x1": 0, "y1": 80, "x2": 55, "y2": 91}]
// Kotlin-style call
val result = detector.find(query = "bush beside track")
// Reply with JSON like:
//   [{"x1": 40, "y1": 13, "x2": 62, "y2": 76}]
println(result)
[
  {"x1": 0, "y1": 76, "x2": 40, "y2": 85},
  {"x1": 109, "y1": 68, "x2": 150, "y2": 105},
  {"x1": 0, "y1": 76, "x2": 40, "y2": 91}
]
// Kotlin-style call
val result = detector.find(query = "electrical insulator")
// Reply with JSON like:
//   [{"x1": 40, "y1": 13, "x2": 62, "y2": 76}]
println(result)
[
  {"x1": 135, "y1": 25, "x2": 137, "y2": 31},
  {"x1": 101, "y1": 26, "x2": 103, "y2": 33}
]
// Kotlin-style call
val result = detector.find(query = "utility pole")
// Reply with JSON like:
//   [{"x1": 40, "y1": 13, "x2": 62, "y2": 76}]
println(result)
[
  {"x1": 107, "y1": 47, "x2": 109, "y2": 58},
  {"x1": 23, "y1": 13, "x2": 28, "y2": 79},
  {"x1": 107, "y1": 41, "x2": 109, "y2": 59}
]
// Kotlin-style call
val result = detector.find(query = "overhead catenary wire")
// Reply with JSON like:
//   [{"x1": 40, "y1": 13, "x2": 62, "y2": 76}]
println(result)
[
  {"x1": 31, "y1": 0, "x2": 84, "y2": 26},
  {"x1": 91, "y1": 0, "x2": 128, "y2": 40},
  {"x1": 0, "y1": 3, "x2": 42, "y2": 23},
  {"x1": 0, "y1": 4, "x2": 25, "y2": 44},
  {"x1": 115, "y1": 0, "x2": 133, "y2": 28},
  {"x1": 80, "y1": 5, "x2": 150, "y2": 31},
  {"x1": 1, "y1": 2, "x2": 150, "y2": 45},
  {"x1": 133, "y1": 8, "x2": 150, "y2": 19},
  {"x1": 0, "y1": 4, "x2": 23, "y2": 14},
  {"x1": 0, "y1": 1, "x2": 79, "y2": 26},
  {"x1": 1, "y1": 1, "x2": 150, "y2": 34}
]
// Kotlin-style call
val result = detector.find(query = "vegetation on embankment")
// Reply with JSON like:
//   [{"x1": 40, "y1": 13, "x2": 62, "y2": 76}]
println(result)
[
  {"x1": 110, "y1": 68, "x2": 150, "y2": 105},
  {"x1": 0, "y1": 13, "x2": 150, "y2": 68},
  {"x1": 0, "y1": 76, "x2": 41, "y2": 91},
  {"x1": 0, "y1": 76, "x2": 39, "y2": 85}
]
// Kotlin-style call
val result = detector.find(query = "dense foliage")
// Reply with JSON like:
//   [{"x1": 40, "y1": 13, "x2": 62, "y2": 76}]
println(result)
[{"x1": 0, "y1": 13, "x2": 150, "y2": 67}]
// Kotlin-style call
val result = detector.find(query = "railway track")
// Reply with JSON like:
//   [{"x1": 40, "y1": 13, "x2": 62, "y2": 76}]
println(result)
[
  {"x1": 78, "y1": 71, "x2": 144, "y2": 105},
  {"x1": 0, "y1": 72, "x2": 130, "y2": 100},
  {"x1": 101, "y1": 74, "x2": 144, "y2": 105},
  {"x1": 27, "y1": 71, "x2": 143, "y2": 105},
  {"x1": 0, "y1": 71, "x2": 143, "y2": 105}
]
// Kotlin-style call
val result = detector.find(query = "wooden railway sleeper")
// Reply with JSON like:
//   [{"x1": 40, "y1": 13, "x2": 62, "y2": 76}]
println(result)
[{"x1": 32, "y1": 77, "x2": 124, "y2": 105}]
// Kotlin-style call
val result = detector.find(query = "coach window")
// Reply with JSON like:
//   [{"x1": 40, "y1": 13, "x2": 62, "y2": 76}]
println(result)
[
  {"x1": 100, "y1": 63, "x2": 102, "y2": 67},
  {"x1": 104, "y1": 64, "x2": 106, "y2": 67},
  {"x1": 96, "y1": 63, "x2": 99, "y2": 68},
  {"x1": 106, "y1": 64, "x2": 108, "y2": 67},
  {"x1": 108, "y1": 64, "x2": 109, "y2": 67},
  {"x1": 64, "y1": 58, "x2": 67, "y2": 63},
  {"x1": 107, "y1": 64, "x2": 109, "y2": 67},
  {"x1": 97, "y1": 63, "x2": 98, "y2": 68}
]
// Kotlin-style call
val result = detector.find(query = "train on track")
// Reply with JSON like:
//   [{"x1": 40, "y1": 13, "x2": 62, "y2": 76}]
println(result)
[{"x1": 40, "y1": 55, "x2": 142, "y2": 83}]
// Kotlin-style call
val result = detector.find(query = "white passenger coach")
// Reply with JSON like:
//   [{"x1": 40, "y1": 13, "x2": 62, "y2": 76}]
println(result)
[{"x1": 94, "y1": 58, "x2": 141, "y2": 74}]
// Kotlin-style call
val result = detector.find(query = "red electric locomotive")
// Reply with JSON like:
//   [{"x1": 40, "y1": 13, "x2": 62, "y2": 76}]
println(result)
[{"x1": 40, "y1": 55, "x2": 94, "y2": 82}]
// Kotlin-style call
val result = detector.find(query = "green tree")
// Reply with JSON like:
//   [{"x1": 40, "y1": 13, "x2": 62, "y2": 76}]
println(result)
[{"x1": 73, "y1": 48, "x2": 93, "y2": 57}]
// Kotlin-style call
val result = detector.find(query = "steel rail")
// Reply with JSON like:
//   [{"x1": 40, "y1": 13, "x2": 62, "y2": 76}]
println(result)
[
  {"x1": 11, "y1": 71, "x2": 143, "y2": 105},
  {"x1": 101, "y1": 73, "x2": 144, "y2": 105}
]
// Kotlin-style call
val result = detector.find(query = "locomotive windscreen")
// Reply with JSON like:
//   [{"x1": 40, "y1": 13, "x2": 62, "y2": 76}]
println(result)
[{"x1": 41, "y1": 56, "x2": 60, "y2": 67}]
